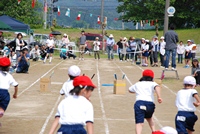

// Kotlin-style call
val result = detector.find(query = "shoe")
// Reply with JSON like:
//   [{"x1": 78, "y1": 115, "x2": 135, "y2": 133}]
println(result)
[
  {"x1": 79, "y1": 58, "x2": 81, "y2": 60},
  {"x1": 171, "y1": 67, "x2": 177, "y2": 71},
  {"x1": 155, "y1": 64, "x2": 158, "y2": 67},
  {"x1": 152, "y1": 64, "x2": 155, "y2": 67},
  {"x1": 82, "y1": 58, "x2": 84, "y2": 60},
  {"x1": 160, "y1": 66, "x2": 165, "y2": 68},
  {"x1": 165, "y1": 68, "x2": 168, "y2": 70}
]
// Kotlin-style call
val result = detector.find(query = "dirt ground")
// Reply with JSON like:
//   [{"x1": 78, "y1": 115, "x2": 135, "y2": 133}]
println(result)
[{"x1": 0, "y1": 56, "x2": 200, "y2": 134}]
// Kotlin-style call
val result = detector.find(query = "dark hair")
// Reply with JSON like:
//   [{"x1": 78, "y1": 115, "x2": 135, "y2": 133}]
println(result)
[
  {"x1": 70, "y1": 86, "x2": 94, "y2": 96},
  {"x1": 180, "y1": 41, "x2": 183, "y2": 43},
  {"x1": 169, "y1": 23, "x2": 175, "y2": 30},
  {"x1": 139, "y1": 76, "x2": 153, "y2": 82},
  {"x1": 16, "y1": 33, "x2": 23, "y2": 38},
  {"x1": 192, "y1": 59, "x2": 199, "y2": 68},
  {"x1": 69, "y1": 75, "x2": 76, "y2": 80},
  {"x1": 0, "y1": 66, "x2": 10, "y2": 72}
]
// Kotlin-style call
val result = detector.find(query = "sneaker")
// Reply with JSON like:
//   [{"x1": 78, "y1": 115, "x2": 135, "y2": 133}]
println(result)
[
  {"x1": 171, "y1": 67, "x2": 177, "y2": 71},
  {"x1": 160, "y1": 66, "x2": 165, "y2": 68},
  {"x1": 165, "y1": 68, "x2": 168, "y2": 70},
  {"x1": 79, "y1": 58, "x2": 81, "y2": 60}
]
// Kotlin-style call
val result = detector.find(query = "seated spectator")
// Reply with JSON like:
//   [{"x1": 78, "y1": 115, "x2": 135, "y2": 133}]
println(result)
[
  {"x1": 40, "y1": 45, "x2": 47, "y2": 60},
  {"x1": 10, "y1": 51, "x2": 17, "y2": 72},
  {"x1": 30, "y1": 45, "x2": 40, "y2": 61},
  {"x1": 60, "y1": 45, "x2": 67, "y2": 60},
  {"x1": 3, "y1": 44, "x2": 11, "y2": 58},
  {"x1": 16, "y1": 46, "x2": 30, "y2": 73},
  {"x1": 67, "y1": 46, "x2": 76, "y2": 59},
  {"x1": 191, "y1": 58, "x2": 200, "y2": 85}
]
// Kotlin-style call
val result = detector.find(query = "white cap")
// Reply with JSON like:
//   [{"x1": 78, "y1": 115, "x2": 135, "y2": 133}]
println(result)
[
  {"x1": 95, "y1": 37, "x2": 99, "y2": 40},
  {"x1": 160, "y1": 36, "x2": 164, "y2": 39},
  {"x1": 22, "y1": 46, "x2": 29, "y2": 50},
  {"x1": 63, "y1": 33, "x2": 67, "y2": 36},
  {"x1": 187, "y1": 39, "x2": 191, "y2": 42},
  {"x1": 109, "y1": 34, "x2": 114, "y2": 38},
  {"x1": 141, "y1": 38, "x2": 145, "y2": 40},
  {"x1": 160, "y1": 126, "x2": 178, "y2": 134},
  {"x1": 183, "y1": 76, "x2": 196, "y2": 85},
  {"x1": 68, "y1": 65, "x2": 81, "y2": 77},
  {"x1": 123, "y1": 37, "x2": 127, "y2": 41},
  {"x1": 145, "y1": 39, "x2": 149, "y2": 42}
]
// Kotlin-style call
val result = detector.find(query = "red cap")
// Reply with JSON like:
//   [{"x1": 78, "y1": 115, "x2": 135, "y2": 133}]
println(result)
[
  {"x1": 73, "y1": 76, "x2": 96, "y2": 88},
  {"x1": 142, "y1": 69, "x2": 154, "y2": 78},
  {"x1": 152, "y1": 131, "x2": 165, "y2": 134},
  {"x1": 0, "y1": 57, "x2": 11, "y2": 67},
  {"x1": 49, "y1": 34, "x2": 53, "y2": 37}
]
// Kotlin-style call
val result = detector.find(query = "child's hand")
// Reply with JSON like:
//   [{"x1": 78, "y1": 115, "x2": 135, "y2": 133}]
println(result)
[
  {"x1": 193, "y1": 102, "x2": 200, "y2": 107},
  {"x1": 13, "y1": 94, "x2": 17, "y2": 99},
  {"x1": 157, "y1": 98, "x2": 162, "y2": 103}
]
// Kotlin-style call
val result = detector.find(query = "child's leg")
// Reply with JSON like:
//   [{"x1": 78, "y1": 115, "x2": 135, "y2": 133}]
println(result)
[
  {"x1": 135, "y1": 123, "x2": 143, "y2": 134},
  {"x1": 0, "y1": 108, "x2": 4, "y2": 118},
  {"x1": 44, "y1": 53, "x2": 49, "y2": 63},
  {"x1": 49, "y1": 53, "x2": 52, "y2": 63},
  {"x1": 187, "y1": 130, "x2": 193, "y2": 134},
  {"x1": 146, "y1": 118, "x2": 155, "y2": 132}
]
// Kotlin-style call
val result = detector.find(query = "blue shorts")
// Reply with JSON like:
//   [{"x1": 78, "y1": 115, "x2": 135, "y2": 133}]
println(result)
[
  {"x1": 185, "y1": 52, "x2": 192, "y2": 59},
  {"x1": 134, "y1": 100, "x2": 155, "y2": 124},
  {"x1": 175, "y1": 111, "x2": 198, "y2": 133},
  {"x1": 0, "y1": 89, "x2": 10, "y2": 111},
  {"x1": 142, "y1": 51, "x2": 149, "y2": 57},
  {"x1": 57, "y1": 124, "x2": 87, "y2": 134},
  {"x1": 47, "y1": 48, "x2": 54, "y2": 53}
]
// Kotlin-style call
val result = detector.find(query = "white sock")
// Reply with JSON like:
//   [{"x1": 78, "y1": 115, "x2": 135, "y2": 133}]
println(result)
[
  {"x1": 49, "y1": 57, "x2": 52, "y2": 62},
  {"x1": 44, "y1": 57, "x2": 47, "y2": 62}
]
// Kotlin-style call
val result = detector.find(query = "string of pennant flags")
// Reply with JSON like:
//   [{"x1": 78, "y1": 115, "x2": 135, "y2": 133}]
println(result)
[{"x1": 17, "y1": 0, "x2": 162, "y2": 26}]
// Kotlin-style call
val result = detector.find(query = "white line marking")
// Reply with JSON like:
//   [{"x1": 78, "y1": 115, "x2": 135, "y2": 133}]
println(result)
[
  {"x1": 96, "y1": 61, "x2": 109, "y2": 134},
  {"x1": 113, "y1": 62, "x2": 163, "y2": 128},
  {"x1": 51, "y1": 82, "x2": 63, "y2": 85},
  {"x1": 39, "y1": 95, "x2": 62, "y2": 134}
]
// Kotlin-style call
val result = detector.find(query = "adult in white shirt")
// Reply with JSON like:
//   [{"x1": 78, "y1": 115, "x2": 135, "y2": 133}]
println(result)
[
  {"x1": 62, "y1": 33, "x2": 70, "y2": 48},
  {"x1": 106, "y1": 34, "x2": 115, "y2": 60},
  {"x1": 175, "y1": 76, "x2": 200, "y2": 134},
  {"x1": 43, "y1": 34, "x2": 55, "y2": 64},
  {"x1": 30, "y1": 45, "x2": 40, "y2": 61},
  {"x1": 15, "y1": 33, "x2": 25, "y2": 57},
  {"x1": 93, "y1": 37, "x2": 100, "y2": 60}
]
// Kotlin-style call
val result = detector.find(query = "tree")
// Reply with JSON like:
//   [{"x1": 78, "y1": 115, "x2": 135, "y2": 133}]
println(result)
[
  {"x1": 117, "y1": 0, "x2": 200, "y2": 28},
  {"x1": 0, "y1": 0, "x2": 43, "y2": 27}
]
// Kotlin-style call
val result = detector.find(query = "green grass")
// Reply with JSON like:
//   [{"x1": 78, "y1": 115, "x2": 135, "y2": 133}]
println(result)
[{"x1": 33, "y1": 28, "x2": 200, "y2": 44}]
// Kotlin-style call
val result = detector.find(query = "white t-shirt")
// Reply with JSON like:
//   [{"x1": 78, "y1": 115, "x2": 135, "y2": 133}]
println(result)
[
  {"x1": 176, "y1": 89, "x2": 198, "y2": 112},
  {"x1": 93, "y1": 41, "x2": 100, "y2": 51},
  {"x1": 185, "y1": 45, "x2": 192, "y2": 52},
  {"x1": 160, "y1": 41, "x2": 166, "y2": 55},
  {"x1": 129, "y1": 81, "x2": 158, "y2": 102},
  {"x1": 56, "y1": 95, "x2": 93, "y2": 125},
  {"x1": 60, "y1": 80, "x2": 74, "y2": 98},
  {"x1": 0, "y1": 71, "x2": 18, "y2": 89},
  {"x1": 177, "y1": 45, "x2": 185, "y2": 54},
  {"x1": 15, "y1": 38, "x2": 24, "y2": 51},
  {"x1": 142, "y1": 44, "x2": 149, "y2": 51},
  {"x1": 46, "y1": 39, "x2": 54, "y2": 48}
]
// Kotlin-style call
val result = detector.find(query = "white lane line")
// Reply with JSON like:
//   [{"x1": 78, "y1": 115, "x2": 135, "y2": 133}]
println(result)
[
  {"x1": 17, "y1": 61, "x2": 63, "y2": 97},
  {"x1": 113, "y1": 62, "x2": 163, "y2": 128},
  {"x1": 39, "y1": 95, "x2": 62, "y2": 134},
  {"x1": 96, "y1": 61, "x2": 109, "y2": 134}
]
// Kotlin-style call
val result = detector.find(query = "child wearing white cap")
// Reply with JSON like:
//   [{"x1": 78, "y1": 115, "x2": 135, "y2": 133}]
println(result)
[
  {"x1": 93, "y1": 37, "x2": 100, "y2": 60},
  {"x1": 60, "y1": 65, "x2": 81, "y2": 98},
  {"x1": 175, "y1": 76, "x2": 200, "y2": 134},
  {"x1": 49, "y1": 75, "x2": 96, "y2": 134}
]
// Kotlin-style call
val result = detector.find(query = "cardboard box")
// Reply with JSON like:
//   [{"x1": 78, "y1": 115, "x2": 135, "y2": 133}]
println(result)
[
  {"x1": 113, "y1": 80, "x2": 126, "y2": 95},
  {"x1": 40, "y1": 77, "x2": 51, "y2": 92}
]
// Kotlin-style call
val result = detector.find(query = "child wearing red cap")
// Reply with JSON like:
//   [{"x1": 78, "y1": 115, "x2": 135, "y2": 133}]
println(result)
[
  {"x1": 43, "y1": 34, "x2": 55, "y2": 64},
  {"x1": 0, "y1": 57, "x2": 18, "y2": 119},
  {"x1": 175, "y1": 76, "x2": 200, "y2": 134},
  {"x1": 49, "y1": 75, "x2": 96, "y2": 134},
  {"x1": 129, "y1": 69, "x2": 162, "y2": 134}
]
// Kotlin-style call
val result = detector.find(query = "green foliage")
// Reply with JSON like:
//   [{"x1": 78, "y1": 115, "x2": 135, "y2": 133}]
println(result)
[
  {"x1": 0, "y1": 0, "x2": 43, "y2": 28},
  {"x1": 117, "y1": 0, "x2": 200, "y2": 28},
  {"x1": 72, "y1": 20, "x2": 88, "y2": 28}
]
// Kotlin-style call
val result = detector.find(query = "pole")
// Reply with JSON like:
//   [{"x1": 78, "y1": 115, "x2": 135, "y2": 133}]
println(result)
[
  {"x1": 43, "y1": 0, "x2": 47, "y2": 29},
  {"x1": 164, "y1": 0, "x2": 170, "y2": 35},
  {"x1": 101, "y1": 0, "x2": 105, "y2": 52}
]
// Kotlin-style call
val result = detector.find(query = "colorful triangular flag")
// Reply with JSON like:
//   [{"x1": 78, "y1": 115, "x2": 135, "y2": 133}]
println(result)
[
  {"x1": 57, "y1": 6, "x2": 60, "y2": 16},
  {"x1": 32, "y1": 0, "x2": 36, "y2": 8},
  {"x1": 97, "y1": 16, "x2": 101, "y2": 24},
  {"x1": 76, "y1": 12, "x2": 81, "y2": 20},
  {"x1": 65, "y1": 8, "x2": 70, "y2": 17},
  {"x1": 18, "y1": 0, "x2": 21, "y2": 4}
]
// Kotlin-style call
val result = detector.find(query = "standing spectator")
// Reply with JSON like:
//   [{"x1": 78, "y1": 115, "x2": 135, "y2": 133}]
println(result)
[
  {"x1": 16, "y1": 47, "x2": 30, "y2": 73},
  {"x1": 30, "y1": 45, "x2": 40, "y2": 61},
  {"x1": 175, "y1": 76, "x2": 200, "y2": 134},
  {"x1": 177, "y1": 41, "x2": 185, "y2": 64},
  {"x1": 15, "y1": 33, "x2": 25, "y2": 57},
  {"x1": 62, "y1": 33, "x2": 70, "y2": 48},
  {"x1": 43, "y1": 34, "x2": 55, "y2": 64},
  {"x1": 0, "y1": 31, "x2": 4, "y2": 41},
  {"x1": 129, "y1": 69, "x2": 162, "y2": 134},
  {"x1": 159, "y1": 36, "x2": 166, "y2": 67},
  {"x1": 79, "y1": 31, "x2": 86, "y2": 60},
  {"x1": 191, "y1": 58, "x2": 200, "y2": 85},
  {"x1": 151, "y1": 35, "x2": 159, "y2": 67},
  {"x1": 148, "y1": 39, "x2": 154, "y2": 66},
  {"x1": 0, "y1": 57, "x2": 18, "y2": 119},
  {"x1": 93, "y1": 37, "x2": 100, "y2": 60},
  {"x1": 116, "y1": 37, "x2": 123, "y2": 61},
  {"x1": 129, "y1": 37, "x2": 137, "y2": 62},
  {"x1": 49, "y1": 75, "x2": 96, "y2": 134},
  {"x1": 106, "y1": 34, "x2": 115, "y2": 60},
  {"x1": 29, "y1": 32, "x2": 35, "y2": 45},
  {"x1": 141, "y1": 39, "x2": 149, "y2": 66},
  {"x1": 190, "y1": 40, "x2": 197, "y2": 61},
  {"x1": 121, "y1": 37, "x2": 129, "y2": 61},
  {"x1": 164, "y1": 24, "x2": 179, "y2": 70},
  {"x1": 184, "y1": 40, "x2": 192, "y2": 68}
]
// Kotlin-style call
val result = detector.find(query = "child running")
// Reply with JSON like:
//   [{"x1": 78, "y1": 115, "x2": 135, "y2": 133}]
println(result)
[
  {"x1": 0, "y1": 57, "x2": 18, "y2": 119},
  {"x1": 49, "y1": 75, "x2": 96, "y2": 134},
  {"x1": 129, "y1": 69, "x2": 162, "y2": 134},
  {"x1": 175, "y1": 76, "x2": 200, "y2": 134},
  {"x1": 60, "y1": 65, "x2": 81, "y2": 98}
]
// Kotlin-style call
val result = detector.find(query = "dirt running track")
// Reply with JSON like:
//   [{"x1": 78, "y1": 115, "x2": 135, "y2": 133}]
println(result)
[{"x1": 0, "y1": 57, "x2": 200, "y2": 134}]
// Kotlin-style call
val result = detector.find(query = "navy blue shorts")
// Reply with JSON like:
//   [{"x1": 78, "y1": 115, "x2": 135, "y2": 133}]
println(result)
[
  {"x1": 185, "y1": 52, "x2": 192, "y2": 59},
  {"x1": 175, "y1": 111, "x2": 198, "y2": 133},
  {"x1": 57, "y1": 124, "x2": 87, "y2": 134},
  {"x1": 134, "y1": 100, "x2": 155, "y2": 124},
  {"x1": 47, "y1": 48, "x2": 54, "y2": 53},
  {"x1": 0, "y1": 89, "x2": 10, "y2": 111},
  {"x1": 142, "y1": 51, "x2": 149, "y2": 57}
]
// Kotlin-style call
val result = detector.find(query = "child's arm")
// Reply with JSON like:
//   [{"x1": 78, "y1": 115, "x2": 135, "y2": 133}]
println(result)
[
  {"x1": 155, "y1": 86, "x2": 162, "y2": 103},
  {"x1": 13, "y1": 86, "x2": 18, "y2": 99},
  {"x1": 193, "y1": 94, "x2": 200, "y2": 107},
  {"x1": 86, "y1": 122, "x2": 93, "y2": 134},
  {"x1": 48, "y1": 117, "x2": 59, "y2": 134}
]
